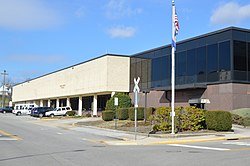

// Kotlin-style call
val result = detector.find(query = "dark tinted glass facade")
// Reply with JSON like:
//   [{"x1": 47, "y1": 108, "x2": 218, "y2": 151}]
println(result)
[{"x1": 130, "y1": 27, "x2": 250, "y2": 92}]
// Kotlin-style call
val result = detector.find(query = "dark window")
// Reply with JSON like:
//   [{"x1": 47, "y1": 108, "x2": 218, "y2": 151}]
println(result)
[
  {"x1": 207, "y1": 44, "x2": 218, "y2": 73},
  {"x1": 248, "y1": 43, "x2": 250, "y2": 81},
  {"x1": 152, "y1": 57, "x2": 162, "y2": 81},
  {"x1": 196, "y1": 46, "x2": 206, "y2": 82},
  {"x1": 161, "y1": 55, "x2": 170, "y2": 86},
  {"x1": 136, "y1": 60, "x2": 142, "y2": 79},
  {"x1": 234, "y1": 40, "x2": 247, "y2": 71},
  {"x1": 248, "y1": 43, "x2": 250, "y2": 71},
  {"x1": 187, "y1": 49, "x2": 196, "y2": 76},
  {"x1": 219, "y1": 41, "x2": 231, "y2": 71},
  {"x1": 207, "y1": 44, "x2": 219, "y2": 82},
  {"x1": 141, "y1": 59, "x2": 148, "y2": 90},
  {"x1": 176, "y1": 51, "x2": 186, "y2": 77},
  {"x1": 233, "y1": 30, "x2": 246, "y2": 41},
  {"x1": 247, "y1": 32, "x2": 250, "y2": 42}
]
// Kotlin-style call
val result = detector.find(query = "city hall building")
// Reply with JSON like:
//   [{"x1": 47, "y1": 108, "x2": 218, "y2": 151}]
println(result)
[{"x1": 12, "y1": 27, "x2": 250, "y2": 115}]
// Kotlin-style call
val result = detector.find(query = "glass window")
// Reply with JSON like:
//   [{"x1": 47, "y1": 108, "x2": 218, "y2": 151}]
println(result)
[
  {"x1": 248, "y1": 43, "x2": 250, "y2": 71},
  {"x1": 176, "y1": 51, "x2": 186, "y2": 77},
  {"x1": 219, "y1": 41, "x2": 231, "y2": 71},
  {"x1": 197, "y1": 46, "x2": 206, "y2": 82},
  {"x1": 217, "y1": 30, "x2": 232, "y2": 41},
  {"x1": 187, "y1": 49, "x2": 196, "y2": 76},
  {"x1": 247, "y1": 32, "x2": 250, "y2": 42},
  {"x1": 152, "y1": 57, "x2": 162, "y2": 81},
  {"x1": 141, "y1": 59, "x2": 148, "y2": 83},
  {"x1": 207, "y1": 44, "x2": 218, "y2": 73},
  {"x1": 177, "y1": 43, "x2": 186, "y2": 52},
  {"x1": 154, "y1": 50, "x2": 162, "y2": 58},
  {"x1": 233, "y1": 30, "x2": 246, "y2": 41},
  {"x1": 234, "y1": 40, "x2": 247, "y2": 71},
  {"x1": 161, "y1": 47, "x2": 170, "y2": 56},
  {"x1": 136, "y1": 60, "x2": 142, "y2": 79}
]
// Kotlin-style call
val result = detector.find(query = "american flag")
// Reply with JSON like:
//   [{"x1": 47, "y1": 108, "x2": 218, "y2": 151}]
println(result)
[
  {"x1": 172, "y1": 1, "x2": 179, "y2": 49},
  {"x1": 174, "y1": 12, "x2": 179, "y2": 34}
]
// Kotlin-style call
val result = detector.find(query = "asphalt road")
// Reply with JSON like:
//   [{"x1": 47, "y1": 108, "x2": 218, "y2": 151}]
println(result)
[{"x1": 1, "y1": 113, "x2": 250, "y2": 166}]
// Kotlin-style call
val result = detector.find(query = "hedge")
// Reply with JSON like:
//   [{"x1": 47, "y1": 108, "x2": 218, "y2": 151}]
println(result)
[
  {"x1": 205, "y1": 110, "x2": 232, "y2": 131},
  {"x1": 117, "y1": 108, "x2": 129, "y2": 120},
  {"x1": 102, "y1": 110, "x2": 115, "y2": 121},
  {"x1": 128, "y1": 107, "x2": 144, "y2": 121}
]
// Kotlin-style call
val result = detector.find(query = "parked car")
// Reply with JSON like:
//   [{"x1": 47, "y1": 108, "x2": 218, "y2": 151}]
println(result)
[
  {"x1": 12, "y1": 107, "x2": 33, "y2": 116},
  {"x1": 12, "y1": 104, "x2": 37, "y2": 116},
  {"x1": 45, "y1": 106, "x2": 72, "y2": 117},
  {"x1": 30, "y1": 107, "x2": 52, "y2": 118},
  {"x1": 0, "y1": 106, "x2": 14, "y2": 113}
]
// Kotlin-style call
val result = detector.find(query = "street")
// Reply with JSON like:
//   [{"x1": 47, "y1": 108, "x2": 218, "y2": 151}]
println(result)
[{"x1": 0, "y1": 114, "x2": 250, "y2": 166}]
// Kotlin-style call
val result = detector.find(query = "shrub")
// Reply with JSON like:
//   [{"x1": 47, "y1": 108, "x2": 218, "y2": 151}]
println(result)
[
  {"x1": 151, "y1": 106, "x2": 206, "y2": 132},
  {"x1": 231, "y1": 108, "x2": 250, "y2": 127},
  {"x1": 152, "y1": 107, "x2": 172, "y2": 132},
  {"x1": 66, "y1": 111, "x2": 76, "y2": 116},
  {"x1": 117, "y1": 108, "x2": 129, "y2": 120},
  {"x1": 176, "y1": 107, "x2": 206, "y2": 131},
  {"x1": 102, "y1": 110, "x2": 115, "y2": 121},
  {"x1": 231, "y1": 113, "x2": 245, "y2": 126},
  {"x1": 146, "y1": 107, "x2": 155, "y2": 120},
  {"x1": 205, "y1": 110, "x2": 232, "y2": 131},
  {"x1": 105, "y1": 93, "x2": 131, "y2": 112},
  {"x1": 128, "y1": 107, "x2": 144, "y2": 121},
  {"x1": 244, "y1": 117, "x2": 250, "y2": 126}
]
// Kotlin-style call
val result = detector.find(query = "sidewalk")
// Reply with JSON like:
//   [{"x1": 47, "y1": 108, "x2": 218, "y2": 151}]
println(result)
[
  {"x1": 39, "y1": 117, "x2": 250, "y2": 146},
  {"x1": 74, "y1": 124, "x2": 250, "y2": 146}
]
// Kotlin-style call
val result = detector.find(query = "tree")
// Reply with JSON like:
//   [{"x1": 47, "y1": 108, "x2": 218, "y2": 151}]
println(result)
[{"x1": 105, "y1": 93, "x2": 131, "y2": 111}]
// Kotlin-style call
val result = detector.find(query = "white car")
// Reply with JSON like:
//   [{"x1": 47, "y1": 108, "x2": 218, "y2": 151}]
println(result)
[
  {"x1": 13, "y1": 107, "x2": 33, "y2": 116},
  {"x1": 12, "y1": 103, "x2": 37, "y2": 116},
  {"x1": 45, "y1": 106, "x2": 72, "y2": 117}
]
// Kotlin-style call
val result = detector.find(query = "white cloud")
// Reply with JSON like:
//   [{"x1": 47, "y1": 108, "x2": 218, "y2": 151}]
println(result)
[
  {"x1": 8, "y1": 54, "x2": 66, "y2": 64},
  {"x1": 108, "y1": 26, "x2": 136, "y2": 38},
  {"x1": 210, "y1": 2, "x2": 250, "y2": 25},
  {"x1": 0, "y1": 0, "x2": 62, "y2": 30},
  {"x1": 105, "y1": 0, "x2": 142, "y2": 19}
]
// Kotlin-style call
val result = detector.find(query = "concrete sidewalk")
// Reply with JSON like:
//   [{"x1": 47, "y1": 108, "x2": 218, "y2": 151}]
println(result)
[
  {"x1": 38, "y1": 117, "x2": 250, "y2": 146},
  {"x1": 74, "y1": 124, "x2": 250, "y2": 146}
]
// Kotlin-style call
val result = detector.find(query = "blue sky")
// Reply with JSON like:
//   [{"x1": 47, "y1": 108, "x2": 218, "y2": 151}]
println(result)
[{"x1": 0, "y1": 0, "x2": 250, "y2": 84}]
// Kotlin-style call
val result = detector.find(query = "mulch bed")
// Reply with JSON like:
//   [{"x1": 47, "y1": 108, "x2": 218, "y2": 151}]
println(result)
[{"x1": 75, "y1": 120, "x2": 153, "y2": 133}]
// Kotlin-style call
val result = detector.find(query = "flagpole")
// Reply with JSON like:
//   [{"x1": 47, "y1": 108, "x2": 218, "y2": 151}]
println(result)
[{"x1": 171, "y1": 0, "x2": 176, "y2": 135}]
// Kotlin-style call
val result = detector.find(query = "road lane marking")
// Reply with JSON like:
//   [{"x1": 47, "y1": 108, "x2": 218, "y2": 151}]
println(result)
[
  {"x1": 223, "y1": 142, "x2": 250, "y2": 146},
  {"x1": 169, "y1": 144, "x2": 230, "y2": 151},
  {"x1": 0, "y1": 129, "x2": 22, "y2": 140}
]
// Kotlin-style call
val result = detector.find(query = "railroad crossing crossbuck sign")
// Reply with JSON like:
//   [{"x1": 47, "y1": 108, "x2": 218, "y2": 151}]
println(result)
[
  {"x1": 133, "y1": 77, "x2": 140, "y2": 93},
  {"x1": 133, "y1": 77, "x2": 140, "y2": 108}
]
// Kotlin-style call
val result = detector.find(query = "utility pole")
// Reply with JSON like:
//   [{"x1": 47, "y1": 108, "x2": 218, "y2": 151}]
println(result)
[{"x1": 1, "y1": 70, "x2": 8, "y2": 108}]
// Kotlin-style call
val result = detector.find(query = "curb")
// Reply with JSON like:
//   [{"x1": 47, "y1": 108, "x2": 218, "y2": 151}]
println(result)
[{"x1": 103, "y1": 136, "x2": 250, "y2": 146}]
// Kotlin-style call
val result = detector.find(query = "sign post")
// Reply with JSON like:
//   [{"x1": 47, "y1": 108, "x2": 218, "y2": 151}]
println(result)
[
  {"x1": 133, "y1": 77, "x2": 140, "y2": 140},
  {"x1": 114, "y1": 97, "x2": 118, "y2": 129}
]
